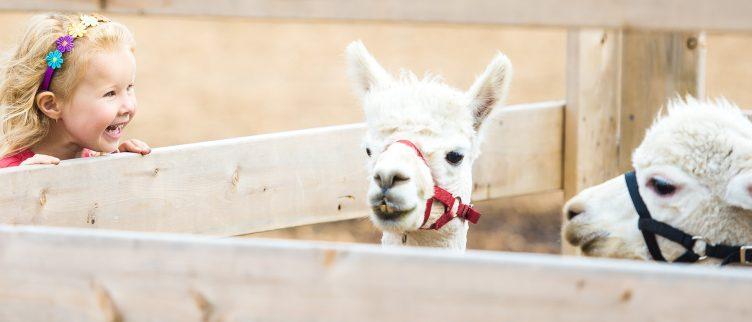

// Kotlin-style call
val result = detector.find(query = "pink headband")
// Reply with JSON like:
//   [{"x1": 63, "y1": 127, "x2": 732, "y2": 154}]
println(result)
[{"x1": 40, "y1": 13, "x2": 110, "y2": 91}]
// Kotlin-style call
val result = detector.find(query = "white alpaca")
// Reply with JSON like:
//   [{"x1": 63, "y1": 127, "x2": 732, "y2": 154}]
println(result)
[
  {"x1": 563, "y1": 97, "x2": 752, "y2": 264},
  {"x1": 345, "y1": 41, "x2": 512, "y2": 251}
]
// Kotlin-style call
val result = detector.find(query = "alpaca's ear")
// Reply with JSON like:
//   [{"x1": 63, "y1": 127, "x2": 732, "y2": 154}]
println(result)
[
  {"x1": 724, "y1": 171, "x2": 752, "y2": 210},
  {"x1": 466, "y1": 53, "x2": 513, "y2": 130},
  {"x1": 346, "y1": 40, "x2": 393, "y2": 97}
]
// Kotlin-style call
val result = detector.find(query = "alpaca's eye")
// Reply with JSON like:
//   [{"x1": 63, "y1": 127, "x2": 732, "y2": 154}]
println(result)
[
  {"x1": 647, "y1": 177, "x2": 676, "y2": 196},
  {"x1": 445, "y1": 151, "x2": 464, "y2": 165},
  {"x1": 366, "y1": 148, "x2": 372, "y2": 157}
]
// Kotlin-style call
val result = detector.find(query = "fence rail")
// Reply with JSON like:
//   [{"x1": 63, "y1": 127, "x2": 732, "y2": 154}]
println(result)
[
  {"x1": 0, "y1": 101, "x2": 563, "y2": 235},
  {"x1": 3, "y1": 1, "x2": 752, "y2": 31},
  {"x1": 1, "y1": 224, "x2": 750, "y2": 322}
]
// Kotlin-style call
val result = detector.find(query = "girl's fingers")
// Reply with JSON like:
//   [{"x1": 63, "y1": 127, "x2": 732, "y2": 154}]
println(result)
[
  {"x1": 43, "y1": 155, "x2": 61, "y2": 164},
  {"x1": 20, "y1": 154, "x2": 60, "y2": 166},
  {"x1": 118, "y1": 140, "x2": 138, "y2": 152},
  {"x1": 119, "y1": 140, "x2": 151, "y2": 155},
  {"x1": 132, "y1": 139, "x2": 151, "y2": 155}
]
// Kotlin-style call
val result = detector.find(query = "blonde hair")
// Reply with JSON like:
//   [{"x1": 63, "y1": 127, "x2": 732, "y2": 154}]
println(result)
[{"x1": 0, "y1": 13, "x2": 135, "y2": 157}]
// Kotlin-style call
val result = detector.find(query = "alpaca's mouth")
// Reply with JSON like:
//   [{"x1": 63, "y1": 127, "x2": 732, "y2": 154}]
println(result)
[
  {"x1": 579, "y1": 233, "x2": 609, "y2": 254},
  {"x1": 564, "y1": 223, "x2": 609, "y2": 253},
  {"x1": 371, "y1": 199, "x2": 414, "y2": 221}
]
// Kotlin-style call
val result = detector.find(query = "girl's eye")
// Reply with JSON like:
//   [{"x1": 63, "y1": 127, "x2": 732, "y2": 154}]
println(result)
[
  {"x1": 366, "y1": 148, "x2": 372, "y2": 157},
  {"x1": 647, "y1": 177, "x2": 677, "y2": 196},
  {"x1": 445, "y1": 151, "x2": 464, "y2": 165},
  {"x1": 104, "y1": 91, "x2": 116, "y2": 98}
]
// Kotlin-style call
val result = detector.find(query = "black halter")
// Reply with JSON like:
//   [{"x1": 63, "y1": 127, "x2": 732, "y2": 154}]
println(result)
[{"x1": 625, "y1": 171, "x2": 752, "y2": 265}]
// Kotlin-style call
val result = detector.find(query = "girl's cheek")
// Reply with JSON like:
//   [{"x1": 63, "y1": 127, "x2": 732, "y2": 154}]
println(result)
[{"x1": 92, "y1": 102, "x2": 118, "y2": 126}]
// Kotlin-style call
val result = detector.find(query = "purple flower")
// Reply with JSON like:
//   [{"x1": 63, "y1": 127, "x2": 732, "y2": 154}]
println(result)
[{"x1": 56, "y1": 35, "x2": 74, "y2": 53}]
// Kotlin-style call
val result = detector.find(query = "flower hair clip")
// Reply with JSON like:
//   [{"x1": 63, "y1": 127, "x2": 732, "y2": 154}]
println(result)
[{"x1": 40, "y1": 14, "x2": 110, "y2": 91}]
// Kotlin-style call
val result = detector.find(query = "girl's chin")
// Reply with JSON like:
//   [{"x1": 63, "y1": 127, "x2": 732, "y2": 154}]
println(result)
[{"x1": 94, "y1": 140, "x2": 119, "y2": 153}]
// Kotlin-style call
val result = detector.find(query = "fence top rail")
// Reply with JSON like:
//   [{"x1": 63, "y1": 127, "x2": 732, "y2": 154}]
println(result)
[
  {"x1": 0, "y1": 100, "x2": 564, "y2": 235},
  {"x1": 6, "y1": 223, "x2": 749, "y2": 280},
  {"x1": 2, "y1": 223, "x2": 752, "y2": 321},
  {"x1": 3, "y1": 0, "x2": 752, "y2": 32}
]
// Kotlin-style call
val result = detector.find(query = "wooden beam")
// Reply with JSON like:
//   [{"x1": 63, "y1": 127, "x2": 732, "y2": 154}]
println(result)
[
  {"x1": 1, "y1": 225, "x2": 751, "y2": 322},
  {"x1": 563, "y1": 29, "x2": 621, "y2": 255},
  {"x1": 617, "y1": 31, "x2": 706, "y2": 172},
  {"x1": 0, "y1": 101, "x2": 563, "y2": 235},
  {"x1": 564, "y1": 30, "x2": 706, "y2": 196},
  {"x1": 0, "y1": 0, "x2": 99, "y2": 12},
  {"x1": 564, "y1": 29, "x2": 622, "y2": 200},
  {"x1": 472, "y1": 101, "x2": 563, "y2": 200},
  {"x1": 101, "y1": 0, "x2": 752, "y2": 32}
]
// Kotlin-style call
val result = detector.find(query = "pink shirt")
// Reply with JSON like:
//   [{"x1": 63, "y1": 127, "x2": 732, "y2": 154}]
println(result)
[
  {"x1": 0, "y1": 149, "x2": 35, "y2": 168},
  {"x1": 0, "y1": 149, "x2": 95, "y2": 168}
]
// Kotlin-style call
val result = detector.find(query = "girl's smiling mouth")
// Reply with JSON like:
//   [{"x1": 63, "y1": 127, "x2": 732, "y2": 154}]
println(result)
[{"x1": 104, "y1": 121, "x2": 127, "y2": 140}]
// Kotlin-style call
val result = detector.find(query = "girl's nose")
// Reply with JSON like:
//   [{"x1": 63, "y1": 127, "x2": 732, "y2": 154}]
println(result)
[{"x1": 119, "y1": 96, "x2": 136, "y2": 115}]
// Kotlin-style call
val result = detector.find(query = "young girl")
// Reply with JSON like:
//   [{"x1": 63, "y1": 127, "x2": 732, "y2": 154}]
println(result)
[{"x1": 0, "y1": 13, "x2": 150, "y2": 168}]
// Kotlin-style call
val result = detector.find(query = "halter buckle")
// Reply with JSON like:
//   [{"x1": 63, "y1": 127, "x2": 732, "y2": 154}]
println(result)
[
  {"x1": 740, "y1": 246, "x2": 752, "y2": 265},
  {"x1": 691, "y1": 236, "x2": 709, "y2": 261}
]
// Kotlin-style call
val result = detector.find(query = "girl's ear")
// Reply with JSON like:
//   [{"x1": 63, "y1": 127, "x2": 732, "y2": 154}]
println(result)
[{"x1": 35, "y1": 92, "x2": 62, "y2": 120}]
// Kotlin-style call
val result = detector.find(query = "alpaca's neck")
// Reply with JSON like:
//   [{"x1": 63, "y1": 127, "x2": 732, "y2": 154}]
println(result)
[{"x1": 381, "y1": 220, "x2": 469, "y2": 251}]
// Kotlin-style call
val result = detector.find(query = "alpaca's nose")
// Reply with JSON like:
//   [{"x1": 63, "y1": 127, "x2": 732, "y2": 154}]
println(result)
[
  {"x1": 373, "y1": 170, "x2": 410, "y2": 191},
  {"x1": 564, "y1": 199, "x2": 585, "y2": 220}
]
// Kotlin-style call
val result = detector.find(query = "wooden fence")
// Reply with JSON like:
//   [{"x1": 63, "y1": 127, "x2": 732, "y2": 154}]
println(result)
[
  {"x1": 0, "y1": 1, "x2": 750, "y2": 321},
  {"x1": 1, "y1": 225, "x2": 751, "y2": 322}
]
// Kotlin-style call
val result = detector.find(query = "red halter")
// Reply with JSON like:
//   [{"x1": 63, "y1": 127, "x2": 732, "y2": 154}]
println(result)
[{"x1": 391, "y1": 140, "x2": 481, "y2": 230}]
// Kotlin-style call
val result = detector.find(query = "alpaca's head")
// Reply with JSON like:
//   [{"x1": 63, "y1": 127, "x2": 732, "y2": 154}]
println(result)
[
  {"x1": 563, "y1": 98, "x2": 752, "y2": 262},
  {"x1": 345, "y1": 41, "x2": 512, "y2": 235}
]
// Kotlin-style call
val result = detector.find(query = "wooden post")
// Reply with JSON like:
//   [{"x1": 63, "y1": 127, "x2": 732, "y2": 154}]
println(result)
[
  {"x1": 563, "y1": 29, "x2": 705, "y2": 254},
  {"x1": 617, "y1": 31, "x2": 706, "y2": 172},
  {"x1": 563, "y1": 29, "x2": 622, "y2": 255},
  {"x1": 564, "y1": 29, "x2": 622, "y2": 201}
]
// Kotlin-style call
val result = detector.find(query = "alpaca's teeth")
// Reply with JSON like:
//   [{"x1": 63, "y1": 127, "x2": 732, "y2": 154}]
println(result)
[{"x1": 380, "y1": 204, "x2": 387, "y2": 213}]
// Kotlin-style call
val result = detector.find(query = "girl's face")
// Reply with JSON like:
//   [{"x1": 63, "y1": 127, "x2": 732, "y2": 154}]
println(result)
[{"x1": 60, "y1": 46, "x2": 136, "y2": 153}]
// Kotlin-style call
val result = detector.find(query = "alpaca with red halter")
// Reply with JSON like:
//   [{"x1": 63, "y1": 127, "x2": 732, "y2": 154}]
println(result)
[{"x1": 347, "y1": 40, "x2": 512, "y2": 250}]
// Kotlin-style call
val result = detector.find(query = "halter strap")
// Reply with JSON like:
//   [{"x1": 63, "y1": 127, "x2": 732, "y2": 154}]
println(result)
[
  {"x1": 625, "y1": 171, "x2": 667, "y2": 261},
  {"x1": 625, "y1": 171, "x2": 752, "y2": 265},
  {"x1": 392, "y1": 140, "x2": 481, "y2": 230}
]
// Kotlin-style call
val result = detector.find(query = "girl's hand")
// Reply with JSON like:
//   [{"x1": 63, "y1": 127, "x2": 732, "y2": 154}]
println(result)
[
  {"x1": 20, "y1": 154, "x2": 60, "y2": 166},
  {"x1": 118, "y1": 139, "x2": 151, "y2": 155}
]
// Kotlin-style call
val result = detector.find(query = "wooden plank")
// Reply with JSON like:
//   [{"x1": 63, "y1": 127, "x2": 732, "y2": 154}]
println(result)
[
  {"x1": 563, "y1": 29, "x2": 622, "y2": 255},
  {"x1": 102, "y1": 0, "x2": 752, "y2": 32},
  {"x1": 0, "y1": 0, "x2": 99, "y2": 11},
  {"x1": 1, "y1": 225, "x2": 751, "y2": 322},
  {"x1": 0, "y1": 101, "x2": 564, "y2": 235},
  {"x1": 472, "y1": 101, "x2": 563, "y2": 200},
  {"x1": 617, "y1": 31, "x2": 705, "y2": 172},
  {"x1": 564, "y1": 29, "x2": 621, "y2": 200},
  {"x1": 564, "y1": 30, "x2": 706, "y2": 197}
]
